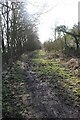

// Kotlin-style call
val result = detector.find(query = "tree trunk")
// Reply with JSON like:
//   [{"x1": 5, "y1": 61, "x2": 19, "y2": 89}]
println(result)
[
  {"x1": 6, "y1": 1, "x2": 9, "y2": 54},
  {"x1": 2, "y1": 30, "x2": 5, "y2": 53}
]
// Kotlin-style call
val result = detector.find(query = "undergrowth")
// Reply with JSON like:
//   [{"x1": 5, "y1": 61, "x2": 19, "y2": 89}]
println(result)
[{"x1": 32, "y1": 50, "x2": 80, "y2": 108}]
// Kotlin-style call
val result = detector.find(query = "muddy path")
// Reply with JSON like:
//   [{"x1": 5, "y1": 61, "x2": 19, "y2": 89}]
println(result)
[
  {"x1": 3, "y1": 52, "x2": 80, "y2": 119},
  {"x1": 19, "y1": 53, "x2": 80, "y2": 118}
]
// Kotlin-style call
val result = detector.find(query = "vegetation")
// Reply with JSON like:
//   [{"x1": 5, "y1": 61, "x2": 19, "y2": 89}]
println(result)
[
  {"x1": 2, "y1": 59, "x2": 30, "y2": 118},
  {"x1": 2, "y1": 50, "x2": 80, "y2": 118},
  {"x1": 1, "y1": 0, "x2": 80, "y2": 119},
  {"x1": 1, "y1": 1, "x2": 41, "y2": 69},
  {"x1": 44, "y1": 24, "x2": 80, "y2": 57},
  {"x1": 32, "y1": 50, "x2": 80, "y2": 107}
]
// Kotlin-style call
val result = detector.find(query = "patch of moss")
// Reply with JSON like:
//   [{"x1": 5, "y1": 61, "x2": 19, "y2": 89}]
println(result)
[{"x1": 32, "y1": 50, "x2": 80, "y2": 107}]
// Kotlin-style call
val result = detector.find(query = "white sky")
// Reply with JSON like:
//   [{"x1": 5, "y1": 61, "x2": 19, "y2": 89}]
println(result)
[{"x1": 27, "y1": 0, "x2": 80, "y2": 43}]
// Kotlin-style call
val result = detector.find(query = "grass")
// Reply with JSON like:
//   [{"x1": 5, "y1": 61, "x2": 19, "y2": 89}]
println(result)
[
  {"x1": 32, "y1": 50, "x2": 80, "y2": 107},
  {"x1": 3, "y1": 50, "x2": 80, "y2": 117},
  {"x1": 2, "y1": 60, "x2": 27, "y2": 118}
]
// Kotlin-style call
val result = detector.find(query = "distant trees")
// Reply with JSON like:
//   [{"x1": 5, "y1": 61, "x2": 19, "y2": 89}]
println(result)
[
  {"x1": 56, "y1": 25, "x2": 80, "y2": 56},
  {"x1": 1, "y1": 1, "x2": 41, "y2": 68},
  {"x1": 43, "y1": 24, "x2": 80, "y2": 57},
  {"x1": 26, "y1": 27, "x2": 41, "y2": 51},
  {"x1": 43, "y1": 39, "x2": 53, "y2": 52}
]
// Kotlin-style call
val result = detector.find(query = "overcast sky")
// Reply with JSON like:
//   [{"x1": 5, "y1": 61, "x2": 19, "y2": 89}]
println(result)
[
  {"x1": 27, "y1": 0, "x2": 80, "y2": 43},
  {"x1": 36, "y1": 0, "x2": 79, "y2": 43},
  {"x1": 5, "y1": 0, "x2": 79, "y2": 43}
]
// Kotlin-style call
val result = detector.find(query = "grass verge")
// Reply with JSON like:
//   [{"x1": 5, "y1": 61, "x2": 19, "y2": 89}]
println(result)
[{"x1": 32, "y1": 50, "x2": 80, "y2": 108}]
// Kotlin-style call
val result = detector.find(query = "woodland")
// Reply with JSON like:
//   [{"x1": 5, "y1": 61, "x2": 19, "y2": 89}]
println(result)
[{"x1": 0, "y1": 0, "x2": 80, "y2": 119}]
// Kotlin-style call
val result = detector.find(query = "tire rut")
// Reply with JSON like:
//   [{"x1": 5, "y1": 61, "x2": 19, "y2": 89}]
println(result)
[{"x1": 22, "y1": 57, "x2": 80, "y2": 118}]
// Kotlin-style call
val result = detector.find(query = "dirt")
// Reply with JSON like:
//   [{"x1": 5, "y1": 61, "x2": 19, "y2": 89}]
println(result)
[
  {"x1": 2, "y1": 52, "x2": 80, "y2": 119},
  {"x1": 65, "y1": 58, "x2": 78, "y2": 69},
  {"x1": 20, "y1": 53, "x2": 80, "y2": 118}
]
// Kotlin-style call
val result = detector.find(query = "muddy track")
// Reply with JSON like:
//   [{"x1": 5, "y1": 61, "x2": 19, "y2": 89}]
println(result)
[{"x1": 20, "y1": 54, "x2": 80, "y2": 118}]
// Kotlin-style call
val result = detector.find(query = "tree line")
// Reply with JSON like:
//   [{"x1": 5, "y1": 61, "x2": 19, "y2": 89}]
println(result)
[
  {"x1": 43, "y1": 24, "x2": 80, "y2": 57},
  {"x1": 0, "y1": 1, "x2": 41, "y2": 69}
]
